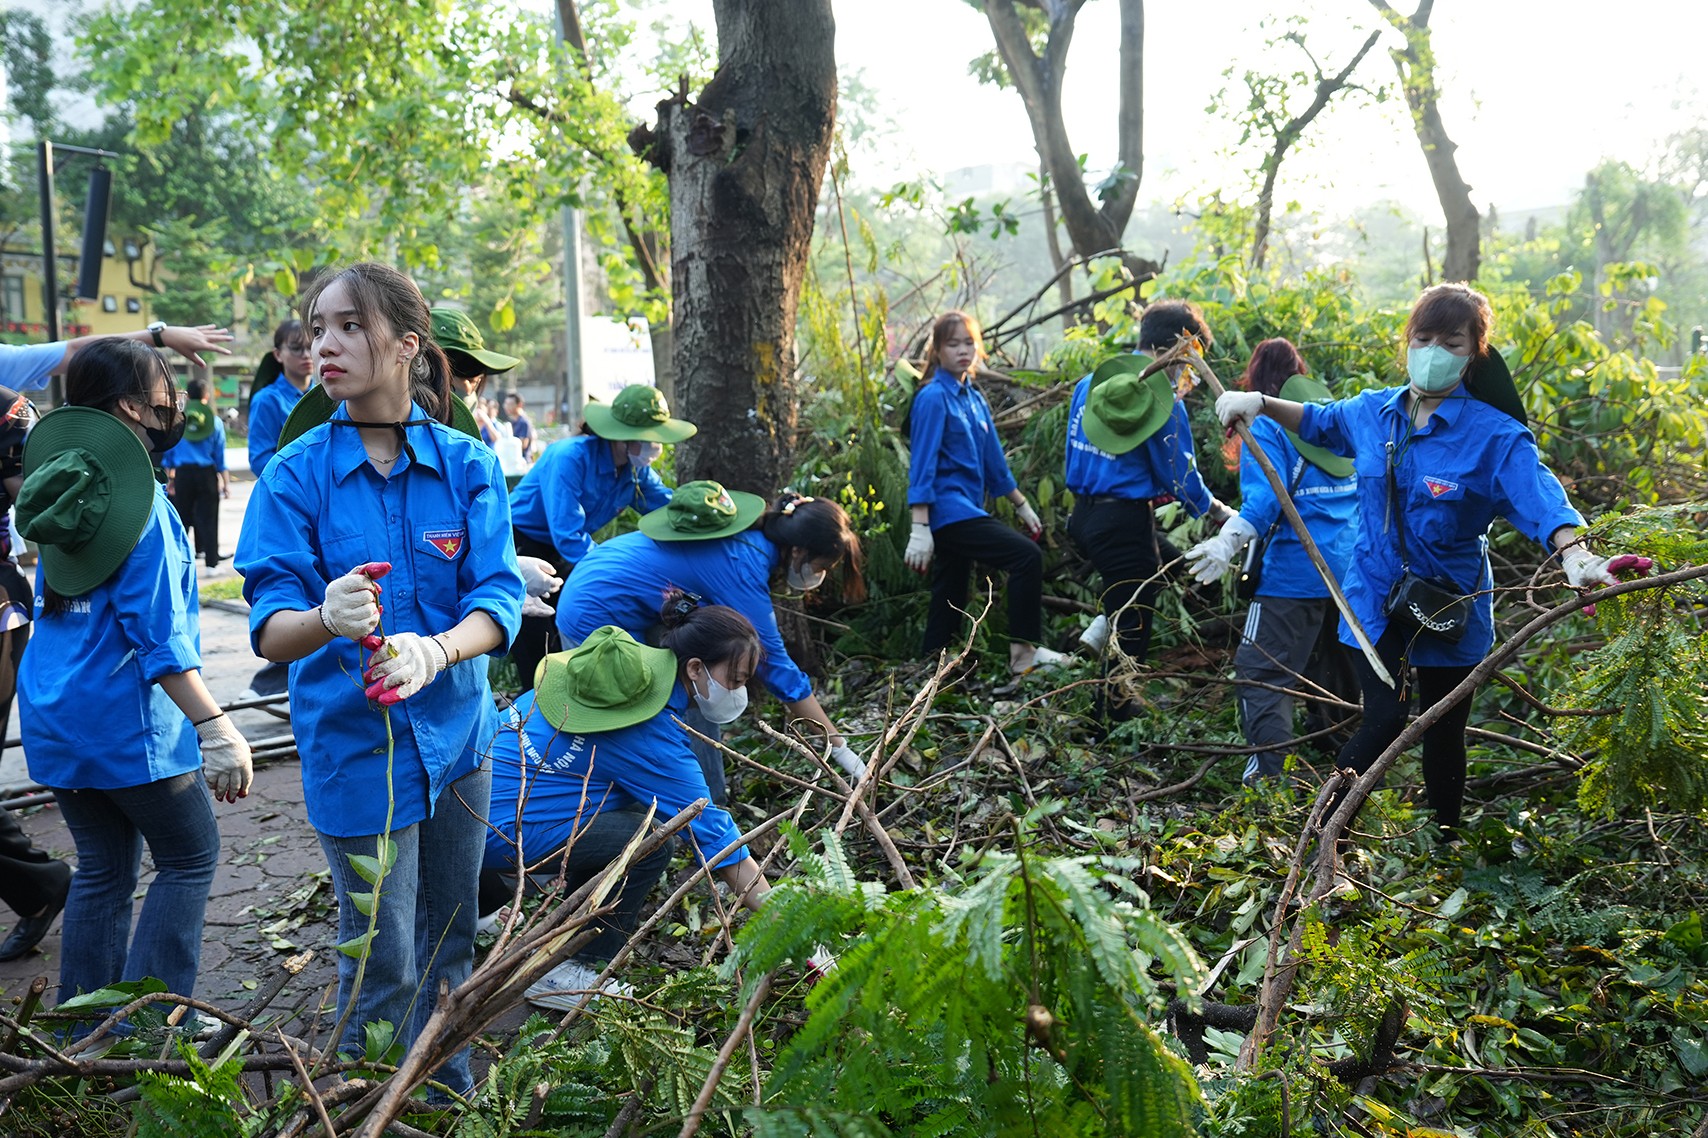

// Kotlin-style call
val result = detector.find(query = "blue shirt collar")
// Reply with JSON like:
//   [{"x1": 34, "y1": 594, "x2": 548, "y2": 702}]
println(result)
[
  {"x1": 329, "y1": 400, "x2": 447, "y2": 483},
  {"x1": 930, "y1": 366, "x2": 971, "y2": 391},
  {"x1": 1379, "y1": 385, "x2": 1474, "y2": 438}
]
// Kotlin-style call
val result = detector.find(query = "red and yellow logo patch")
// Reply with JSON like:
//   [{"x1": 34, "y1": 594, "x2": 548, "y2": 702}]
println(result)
[
  {"x1": 424, "y1": 528, "x2": 465, "y2": 559},
  {"x1": 1422, "y1": 477, "x2": 1459, "y2": 499}
]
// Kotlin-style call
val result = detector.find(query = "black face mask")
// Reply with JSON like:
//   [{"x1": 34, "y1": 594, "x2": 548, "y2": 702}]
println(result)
[{"x1": 144, "y1": 408, "x2": 186, "y2": 455}]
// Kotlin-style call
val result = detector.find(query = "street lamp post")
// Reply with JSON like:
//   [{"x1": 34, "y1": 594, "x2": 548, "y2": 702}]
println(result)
[{"x1": 37, "y1": 139, "x2": 122, "y2": 407}]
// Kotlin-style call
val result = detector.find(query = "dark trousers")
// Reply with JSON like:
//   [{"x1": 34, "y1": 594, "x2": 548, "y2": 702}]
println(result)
[
  {"x1": 510, "y1": 530, "x2": 573, "y2": 693},
  {"x1": 0, "y1": 621, "x2": 69, "y2": 919},
  {"x1": 1337, "y1": 627, "x2": 1477, "y2": 829},
  {"x1": 921, "y1": 515, "x2": 1043, "y2": 655},
  {"x1": 1235, "y1": 595, "x2": 1358, "y2": 780},
  {"x1": 172, "y1": 464, "x2": 221, "y2": 567},
  {"x1": 1068, "y1": 498, "x2": 1181, "y2": 668},
  {"x1": 478, "y1": 804, "x2": 674, "y2": 963}
]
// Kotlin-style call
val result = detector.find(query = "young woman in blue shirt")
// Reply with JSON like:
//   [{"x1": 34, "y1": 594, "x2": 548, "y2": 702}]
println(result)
[
  {"x1": 1184, "y1": 339, "x2": 1358, "y2": 783},
  {"x1": 1217, "y1": 284, "x2": 1633, "y2": 829},
  {"x1": 905, "y1": 311, "x2": 1062, "y2": 675},
  {"x1": 484, "y1": 597, "x2": 772, "y2": 1008},
  {"x1": 507, "y1": 383, "x2": 694, "y2": 693},
  {"x1": 555, "y1": 481, "x2": 868, "y2": 791},
  {"x1": 16, "y1": 338, "x2": 252, "y2": 1005},
  {"x1": 236, "y1": 263, "x2": 524, "y2": 1095}
]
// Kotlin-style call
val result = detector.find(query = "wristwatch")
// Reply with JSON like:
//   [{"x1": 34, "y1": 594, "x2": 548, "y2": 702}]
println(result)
[{"x1": 146, "y1": 320, "x2": 167, "y2": 347}]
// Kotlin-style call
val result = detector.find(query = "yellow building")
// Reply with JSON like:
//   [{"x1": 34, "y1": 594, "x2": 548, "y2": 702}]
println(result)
[{"x1": 0, "y1": 234, "x2": 160, "y2": 340}]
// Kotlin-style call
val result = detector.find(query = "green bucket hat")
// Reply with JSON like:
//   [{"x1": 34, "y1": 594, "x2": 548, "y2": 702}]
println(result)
[
  {"x1": 16, "y1": 407, "x2": 157, "y2": 596},
  {"x1": 1082, "y1": 354, "x2": 1174, "y2": 455},
  {"x1": 277, "y1": 384, "x2": 481, "y2": 451},
  {"x1": 1277, "y1": 375, "x2": 1354, "y2": 478},
  {"x1": 430, "y1": 307, "x2": 522, "y2": 374},
  {"x1": 638, "y1": 479, "x2": 766, "y2": 542},
  {"x1": 582, "y1": 384, "x2": 697, "y2": 444},
  {"x1": 533, "y1": 625, "x2": 678, "y2": 733},
  {"x1": 182, "y1": 401, "x2": 215, "y2": 443}
]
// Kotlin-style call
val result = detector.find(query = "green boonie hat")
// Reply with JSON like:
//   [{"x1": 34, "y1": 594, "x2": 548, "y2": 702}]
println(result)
[
  {"x1": 581, "y1": 384, "x2": 697, "y2": 444},
  {"x1": 16, "y1": 407, "x2": 157, "y2": 596},
  {"x1": 1082, "y1": 354, "x2": 1174, "y2": 455},
  {"x1": 533, "y1": 625, "x2": 678, "y2": 733},
  {"x1": 638, "y1": 479, "x2": 766, "y2": 542},
  {"x1": 430, "y1": 307, "x2": 522, "y2": 374},
  {"x1": 182, "y1": 401, "x2": 215, "y2": 442},
  {"x1": 277, "y1": 384, "x2": 482, "y2": 451},
  {"x1": 1277, "y1": 375, "x2": 1354, "y2": 479}
]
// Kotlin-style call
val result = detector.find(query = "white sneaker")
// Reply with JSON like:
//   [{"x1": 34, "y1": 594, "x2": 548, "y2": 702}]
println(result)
[
  {"x1": 1014, "y1": 646, "x2": 1070, "y2": 675},
  {"x1": 524, "y1": 959, "x2": 633, "y2": 1011},
  {"x1": 1079, "y1": 614, "x2": 1110, "y2": 654}
]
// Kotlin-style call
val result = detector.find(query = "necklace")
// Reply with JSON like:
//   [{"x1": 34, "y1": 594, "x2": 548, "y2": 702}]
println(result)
[{"x1": 370, "y1": 444, "x2": 403, "y2": 465}]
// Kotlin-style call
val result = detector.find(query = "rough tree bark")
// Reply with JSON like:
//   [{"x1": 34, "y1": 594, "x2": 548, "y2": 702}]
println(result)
[
  {"x1": 1369, "y1": 0, "x2": 1479, "y2": 283},
  {"x1": 981, "y1": 0, "x2": 1159, "y2": 286},
  {"x1": 1248, "y1": 30, "x2": 1381, "y2": 270},
  {"x1": 629, "y1": 0, "x2": 836, "y2": 496}
]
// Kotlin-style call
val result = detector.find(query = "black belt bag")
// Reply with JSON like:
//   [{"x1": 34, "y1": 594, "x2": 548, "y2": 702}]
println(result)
[{"x1": 1382, "y1": 447, "x2": 1471, "y2": 642}]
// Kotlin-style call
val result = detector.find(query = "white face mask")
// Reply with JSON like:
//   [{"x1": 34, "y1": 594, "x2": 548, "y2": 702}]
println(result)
[
  {"x1": 626, "y1": 440, "x2": 664, "y2": 467},
  {"x1": 787, "y1": 559, "x2": 827, "y2": 592},
  {"x1": 693, "y1": 668, "x2": 749, "y2": 725}
]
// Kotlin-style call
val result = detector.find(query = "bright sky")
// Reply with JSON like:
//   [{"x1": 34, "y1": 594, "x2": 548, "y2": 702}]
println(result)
[{"x1": 603, "y1": 0, "x2": 1704, "y2": 222}]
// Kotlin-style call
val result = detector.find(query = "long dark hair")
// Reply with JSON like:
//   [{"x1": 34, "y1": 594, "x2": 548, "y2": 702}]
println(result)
[
  {"x1": 299, "y1": 263, "x2": 454, "y2": 424},
  {"x1": 757, "y1": 491, "x2": 866, "y2": 602},
  {"x1": 42, "y1": 338, "x2": 174, "y2": 615},
  {"x1": 659, "y1": 589, "x2": 763, "y2": 677}
]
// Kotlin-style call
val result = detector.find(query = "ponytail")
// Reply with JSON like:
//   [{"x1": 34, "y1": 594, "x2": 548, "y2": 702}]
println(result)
[{"x1": 658, "y1": 588, "x2": 763, "y2": 671}]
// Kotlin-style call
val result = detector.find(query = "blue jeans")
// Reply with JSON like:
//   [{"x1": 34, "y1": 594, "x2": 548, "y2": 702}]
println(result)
[
  {"x1": 318, "y1": 765, "x2": 490, "y2": 1097},
  {"x1": 52, "y1": 772, "x2": 220, "y2": 1001}
]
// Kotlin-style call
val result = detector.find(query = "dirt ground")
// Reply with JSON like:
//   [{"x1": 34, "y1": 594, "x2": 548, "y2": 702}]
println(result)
[{"x1": 3, "y1": 479, "x2": 362, "y2": 1039}]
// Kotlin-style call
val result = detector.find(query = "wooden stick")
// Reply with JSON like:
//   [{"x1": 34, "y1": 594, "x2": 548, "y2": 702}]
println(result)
[{"x1": 1171, "y1": 340, "x2": 1396, "y2": 688}]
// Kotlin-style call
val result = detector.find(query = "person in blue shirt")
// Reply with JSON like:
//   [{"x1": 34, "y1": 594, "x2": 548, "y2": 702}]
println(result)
[
  {"x1": 0, "y1": 323, "x2": 234, "y2": 397},
  {"x1": 1064, "y1": 300, "x2": 1231, "y2": 721},
  {"x1": 162, "y1": 380, "x2": 229, "y2": 569},
  {"x1": 484, "y1": 601, "x2": 773, "y2": 1009},
  {"x1": 556, "y1": 481, "x2": 869, "y2": 794},
  {"x1": 16, "y1": 338, "x2": 252, "y2": 1009},
  {"x1": 245, "y1": 319, "x2": 313, "y2": 480},
  {"x1": 1184, "y1": 340, "x2": 1358, "y2": 783},
  {"x1": 236, "y1": 263, "x2": 524, "y2": 1097},
  {"x1": 1217, "y1": 283, "x2": 1638, "y2": 830},
  {"x1": 508, "y1": 383, "x2": 694, "y2": 693},
  {"x1": 904, "y1": 311, "x2": 1061, "y2": 675}
]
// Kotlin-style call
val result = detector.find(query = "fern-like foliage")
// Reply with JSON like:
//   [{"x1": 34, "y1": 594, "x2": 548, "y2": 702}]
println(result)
[
  {"x1": 1557, "y1": 506, "x2": 1708, "y2": 815},
  {"x1": 732, "y1": 823, "x2": 1207, "y2": 1136}
]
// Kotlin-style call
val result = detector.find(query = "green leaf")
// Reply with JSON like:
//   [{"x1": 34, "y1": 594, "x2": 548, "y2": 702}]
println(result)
[
  {"x1": 55, "y1": 977, "x2": 168, "y2": 1012},
  {"x1": 362, "y1": 1019, "x2": 398, "y2": 1063},
  {"x1": 348, "y1": 890, "x2": 376, "y2": 916},
  {"x1": 338, "y1": 929, "x2": 378, "y2": 958}
]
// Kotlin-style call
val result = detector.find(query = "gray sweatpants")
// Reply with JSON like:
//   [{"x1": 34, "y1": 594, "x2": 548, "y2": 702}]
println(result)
[{"x1": 1234, "y1": 595, "x2": 1357, "y2": 781}]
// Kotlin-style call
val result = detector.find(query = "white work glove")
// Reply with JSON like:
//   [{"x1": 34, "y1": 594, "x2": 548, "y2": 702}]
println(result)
[
  {"x1": 904, "y1": 522, "x2": 934, "y2": 573},
  {"x1": 1184, "y1": 514, "x2": 1260, "y2": 586},
  {"x1": 521, "y1": 594, "x2": 557, "y2": 619},
  {"x1": 321, "y1": 562, "x2": 389, "y2": 640},
  {"x1": 830, "y1": 743, "x2": 867, "y2": 781},
  {"x1": 1215, "y1": 391, "x2": 1267, "y2": 430},
  {"x1": 196, "y1": 713, "x2": 254, "y2": 803},
  {"x1": 1561, "y1": 545, "x2": 1620, "y2": 589},
  {"x1": 362, "y1": 632, "x2": 449, "y2": 706},
  {"x1": 516, "y1": 555, "x2": 562, "y2": 598},
  {"x1": 1015, "y1": 501, "x2": 1043, "y2": 538}
]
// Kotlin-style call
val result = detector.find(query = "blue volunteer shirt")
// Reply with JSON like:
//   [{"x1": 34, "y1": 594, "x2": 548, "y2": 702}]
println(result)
[
  {"x1": 1237, "y1": 416, "x2": 1356, "y2": 599},
  {"x1": 1063, "y1": 372, "x2": 1215, "y2": 515},
  {"x1": 0, "y1": 343, "x2": 66, "y2": 393},
  {"x1": 907, "y1": 368, "x2": 1018, "y2": 530},
  {"x1": 236, "y1": 402, "x2": 526, "y2": 837},
  {"x1": 485, "y1": 685, "x2": 748, "y2": 875},
  {"x1": 163, "y1": 416, "x2": 227, "y2": 471},
  {"x1": 554, "y1": 528, "x2": 812, "y2": 704},
  {"x1": 20, "y1": 485, "x2": 202, "y2": 790},
  {"x1": 509, "y1": 435, "x2": 672, "y2": 562},
  {"x1": 1299, "y1": 387, "x2": 1583, "y2": 666},
  {"x1": 246, "y1": 379, "x2": 309, "y2": 478}
]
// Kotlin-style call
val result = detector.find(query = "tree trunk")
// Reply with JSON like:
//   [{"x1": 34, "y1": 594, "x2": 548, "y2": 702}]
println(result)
[
  {"x1": 982, "y1": 0, "x2": 1158, "y2": 285},
  {"x1": 1036, "y1": 158, "x2": 1076, "y2": 328},
  {"x1": 1369, "y1": 0, "x2": 1479, "y2": 282},
  {"x1": 632, "y1": 0, "x2": 836, "y2": 496}
]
